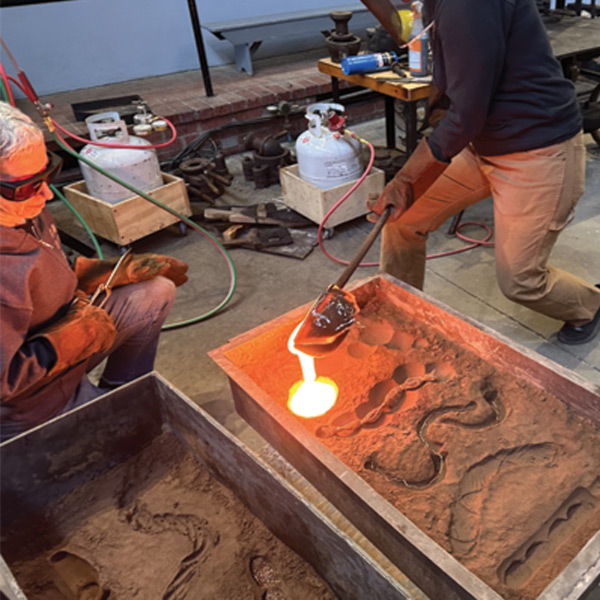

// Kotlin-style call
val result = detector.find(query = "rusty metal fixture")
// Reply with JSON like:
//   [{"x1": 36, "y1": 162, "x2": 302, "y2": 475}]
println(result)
[
  {"x1": 323, "y1": 10, "x2": 362, "y2": 63},
  {"x1": 242, "y1": 133, "x2": 294, "y2": 189},
  {"x1": 242, "y1": 156, "x2": 255, "y2": 180},
  {"x1": 177, "y1": 156, "x2": 233, "y2": 203},
  {"x1": 245, "y1": 131, "x2": 286, "y2": 157},
  {"x1": 373, "y1": 147, "x2": 408, "y2": 182}
]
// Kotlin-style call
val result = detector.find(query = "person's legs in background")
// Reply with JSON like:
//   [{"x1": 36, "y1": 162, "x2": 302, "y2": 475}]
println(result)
[
  {"x1": 380, "y1": 144, "x2": 491, "y2": 288},
  {"x1": 485, "y1": 131, "x2": 600, "y2": 340}
]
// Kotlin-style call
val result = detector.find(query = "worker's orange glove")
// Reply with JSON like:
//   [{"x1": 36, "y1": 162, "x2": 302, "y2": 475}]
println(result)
[
  {"x1": 366, "y1": 138, "x2": 448, "y2": 223},
  {"x1": 32, "y1": 294, "x2": 117, "y2": 377},
  {"x1": 75, "y1": 253, "x2": 189, "y2": 295}
]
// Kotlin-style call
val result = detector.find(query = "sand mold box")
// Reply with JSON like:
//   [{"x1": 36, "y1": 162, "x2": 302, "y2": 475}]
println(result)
[
  {"x1": 4, "y1": 432, "x2": 338, "y2": 600},
  {"x1": 225, "y1": 293, "x2": 600, "y2": 600}
]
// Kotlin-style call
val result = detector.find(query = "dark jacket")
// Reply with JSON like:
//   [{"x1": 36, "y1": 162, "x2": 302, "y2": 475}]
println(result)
[
  {"x1": 0, "y1": 209, "x2": 85, "y2": 439},
  {"x1": 424, "y1": 0, "x2": 582, "y2": 161}
]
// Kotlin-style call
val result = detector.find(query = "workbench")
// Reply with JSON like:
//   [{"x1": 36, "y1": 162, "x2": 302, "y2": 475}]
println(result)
[
  {"x1": 319, "y1": 15, "x2": 600, "y2": 155},
  {"x1": 318, "y1": 57, "x2": 431, "y2": 154}
]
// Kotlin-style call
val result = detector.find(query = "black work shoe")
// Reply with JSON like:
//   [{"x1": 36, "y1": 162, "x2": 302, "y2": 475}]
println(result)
[{"x1": 557, "y1": 285, "x2": 600, "y2": 345}]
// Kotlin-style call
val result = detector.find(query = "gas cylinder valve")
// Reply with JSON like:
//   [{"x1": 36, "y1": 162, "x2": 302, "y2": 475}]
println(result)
[{"x1": 132, "y1": 102, "x2": 154, "y2": 136}]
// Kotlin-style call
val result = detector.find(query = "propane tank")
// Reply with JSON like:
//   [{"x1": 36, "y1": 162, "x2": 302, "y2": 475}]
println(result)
[
  {"x1": 79, "y1": 112, "x2": 163, "y2": 204},
  {"x1": 295, "y1": 103, "x2": 362, "y2": 190}
]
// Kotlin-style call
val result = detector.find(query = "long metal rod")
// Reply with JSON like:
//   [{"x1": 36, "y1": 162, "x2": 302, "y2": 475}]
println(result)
[
  {"x1": 334, "y1": 205, "x2": 392, "y2": 289},
  {"x1": 186, "y1": 0, "x2": 214, "y2": 97}
]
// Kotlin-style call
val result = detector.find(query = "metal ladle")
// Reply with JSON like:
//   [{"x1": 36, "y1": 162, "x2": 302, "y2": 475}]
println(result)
[{"x1": 292, "y1": 206, "x2": 392, "y2": 357}]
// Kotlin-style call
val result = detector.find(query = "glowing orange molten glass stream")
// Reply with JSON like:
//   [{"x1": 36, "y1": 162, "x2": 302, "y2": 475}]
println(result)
[{"x1": 287, "y1": 323, "x2": 338, "y2": 418}]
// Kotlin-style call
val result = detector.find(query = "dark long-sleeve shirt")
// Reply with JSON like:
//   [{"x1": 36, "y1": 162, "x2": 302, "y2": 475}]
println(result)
[
  {"x1": 0, "y1": 210, "x2": 85, "y2": 438},
  {"x1": 424, "y1": 0, "x2": 582, "y2": 162}
]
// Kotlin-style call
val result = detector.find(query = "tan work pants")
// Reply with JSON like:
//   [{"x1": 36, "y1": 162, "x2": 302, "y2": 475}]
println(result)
[{"x1": 381, "y1": 131, "x2": 600, "y2": 325}]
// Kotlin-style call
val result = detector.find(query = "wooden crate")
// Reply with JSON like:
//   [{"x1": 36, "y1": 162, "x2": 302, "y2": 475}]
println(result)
[
  {"x1": 63, "y1": 172, "x2": 191, "y2": 246},
  {"x1": 0, "y1": 373, "x2": 419, "y2": 600},
  {"x1": 280, "y1": 164, "x2": 385, "y2": 228},
  {"x1": 210, "y1": 274, "x2": 600, "y2": 600}
]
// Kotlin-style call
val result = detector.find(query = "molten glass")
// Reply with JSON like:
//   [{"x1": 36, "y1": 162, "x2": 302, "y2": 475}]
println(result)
[
  {"x1": 288, "y1": 378, "x2": 338, "y2": 418},
  {"x1": 287, "y1": 323, "x2": 338, "y2": 418}
]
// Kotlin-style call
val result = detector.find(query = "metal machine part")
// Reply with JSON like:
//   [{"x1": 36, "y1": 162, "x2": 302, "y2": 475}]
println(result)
[
  {"x1": 176, "y1": 155, "x2": 233, "y2": 203},
  {"x1": 242, "y1": 133, "x2": 293, "y2": 189},
  {"x1": 322, "y1": 10, "x2": 362, "y2": 63}
]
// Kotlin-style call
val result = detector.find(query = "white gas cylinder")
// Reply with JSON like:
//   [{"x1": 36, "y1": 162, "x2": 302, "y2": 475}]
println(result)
[
  {"x1": 79, "y1": 112, "x2": 163, "y2": 204},
  {"x1": 295, "y1": 103, "x2": 362, "y2": 190}
]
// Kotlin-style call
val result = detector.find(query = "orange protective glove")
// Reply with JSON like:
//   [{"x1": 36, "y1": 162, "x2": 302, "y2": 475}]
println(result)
[
  {"x1": 33, "y1": 295, "x2": 117, "y2": 377},
  {"x1": 75, "y1": 253, "x2": 189, "y2": 295},
  {"x1": 366, "y1": 138, "x2": 448, "y2": 223}
]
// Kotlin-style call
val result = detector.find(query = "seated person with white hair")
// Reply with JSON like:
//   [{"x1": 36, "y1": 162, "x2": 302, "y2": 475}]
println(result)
[{"x1": 0, "y1": 101, "x2": 188, "y2": 441}]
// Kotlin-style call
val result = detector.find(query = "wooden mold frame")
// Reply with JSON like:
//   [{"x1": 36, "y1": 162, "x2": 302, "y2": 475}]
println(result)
[
  {"x1": 209, "y1": 274, "x2": 600, "y2": 600},
  {"x1": 0, "y1": 373, "x2": 418, "y2": 600},
  {"x1": 63, "y1": 172, "x2": 191, "y2": 245}
]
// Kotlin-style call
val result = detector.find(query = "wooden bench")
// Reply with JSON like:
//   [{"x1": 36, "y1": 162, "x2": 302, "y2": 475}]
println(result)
[{"x1": 203, "y1": 4, "x2": 378, "y2": 75}]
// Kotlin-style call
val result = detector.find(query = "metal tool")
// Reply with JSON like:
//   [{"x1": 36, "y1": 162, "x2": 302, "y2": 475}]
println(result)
[
  {"x1": 88, "y1": 249, "x2": 133, "y2": 309},
  {"x1": 292, "y1": 206, "x2": 392, "y2": 357}
]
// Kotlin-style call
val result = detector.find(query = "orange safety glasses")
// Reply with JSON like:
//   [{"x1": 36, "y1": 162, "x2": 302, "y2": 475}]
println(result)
[{"x1": 0, "y1": 151, "x2": 63, "y2": 202}]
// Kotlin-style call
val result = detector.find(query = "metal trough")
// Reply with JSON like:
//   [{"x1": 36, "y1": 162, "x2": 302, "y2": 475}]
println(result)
[
  {"x1": 0, "y1": 372, "x2": 418, "y2": 600},
  {"x1": 210, "y1": 274, "x2": 600, "y2": 600}
]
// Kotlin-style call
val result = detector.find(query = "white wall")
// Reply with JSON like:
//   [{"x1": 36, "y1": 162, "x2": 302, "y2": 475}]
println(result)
[{"x1": 0, "y1": 0, "x2": 369, "y2": 96}]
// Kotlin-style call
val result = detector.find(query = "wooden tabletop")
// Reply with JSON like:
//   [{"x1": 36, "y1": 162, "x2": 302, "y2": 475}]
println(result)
[
  {"x1": 318, "y1": 58, "x2": 432, "y2": 102},
  {"x1": 319, "y1": 16, "x2": 600, "y2": 101},
  {"x1": 545, "y1": 16, "x2": 600, "y2": 60}
]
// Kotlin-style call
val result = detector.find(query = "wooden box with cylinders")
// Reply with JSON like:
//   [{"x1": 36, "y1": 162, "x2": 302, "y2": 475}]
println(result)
[
  {"x1": 63, "y1": 111, "x2": 191, "y2": 246},
  {"x1": 280, "y1": 103, "x2": 385, "y2": 228}
]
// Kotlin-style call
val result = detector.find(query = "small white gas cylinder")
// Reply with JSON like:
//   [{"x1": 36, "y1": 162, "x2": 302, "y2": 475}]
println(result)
[
  {"x1": 79, "y1": 112, "x2": 163, "y2": 204},
  {"x1": 295, "y1": 103, "x2": 362, "y2": 190}
]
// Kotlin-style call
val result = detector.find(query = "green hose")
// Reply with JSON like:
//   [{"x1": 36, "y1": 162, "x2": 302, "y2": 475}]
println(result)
[
  {"x1": 50, "y1": 183, "x2": 104, "y2": 259},
  {"x1": 50, "y1": 130, "x2": 237, "y2": 329},
  {"x1": 0, "y1": 80, "x2": 9, "y2": 103}
]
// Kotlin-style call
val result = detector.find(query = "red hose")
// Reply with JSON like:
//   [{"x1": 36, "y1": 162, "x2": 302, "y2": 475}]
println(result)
[
  {"x1": 51, "y1": 117, "x2": 177, "y2": 150},
  {"x1": 317, "y1": 133, "x2": 495, "y2": 267}
]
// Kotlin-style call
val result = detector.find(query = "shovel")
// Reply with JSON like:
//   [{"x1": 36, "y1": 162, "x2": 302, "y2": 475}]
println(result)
[{"x1": 292, "y1": 206, "x2": 392, "y2": 357}]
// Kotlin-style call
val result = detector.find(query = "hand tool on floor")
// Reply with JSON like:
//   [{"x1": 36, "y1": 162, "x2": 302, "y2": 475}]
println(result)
[
  {"x1": 203, "y1": 203, "x2": 312, "y2": 228},
  {"x1": 220, "y1": 225, "x2": 293, "y2": 250},
  {"x1": 292, "y1": 206, "x2": 392, "y2": 357}
]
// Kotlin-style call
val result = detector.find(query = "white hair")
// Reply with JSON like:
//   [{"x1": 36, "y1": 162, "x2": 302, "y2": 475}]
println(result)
[{"x1": 0, "y1": 102, "x2": 44, "y2": 163}]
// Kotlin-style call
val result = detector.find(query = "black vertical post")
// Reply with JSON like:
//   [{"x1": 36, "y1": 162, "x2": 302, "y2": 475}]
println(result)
[
  {"x1": 186, "y1": 0, "x2": 214, "y2": 97},
  {"x1": 385, "y1": 96, "x2": 396, "y2": 149}
]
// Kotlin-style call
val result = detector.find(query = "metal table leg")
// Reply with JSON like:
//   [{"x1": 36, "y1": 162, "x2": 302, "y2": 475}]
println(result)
[
  {"x1": 405, "y1": 100, "x2": 418, "y2": 155},
  {"x1": 331, "y1": 76, "x2": 340, "y2": 103},
  {"x1": 385, "y1": 96, "x2": 396, "y2": 149}
]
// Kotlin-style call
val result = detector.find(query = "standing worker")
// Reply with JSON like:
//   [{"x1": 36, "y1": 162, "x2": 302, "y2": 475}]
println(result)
[
  {"x1": 366, "y1": 0, "x2": 600, "y2": 344},
  {"x1": 0, "y1": 102, "x2": 188, "y2": 441}
]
